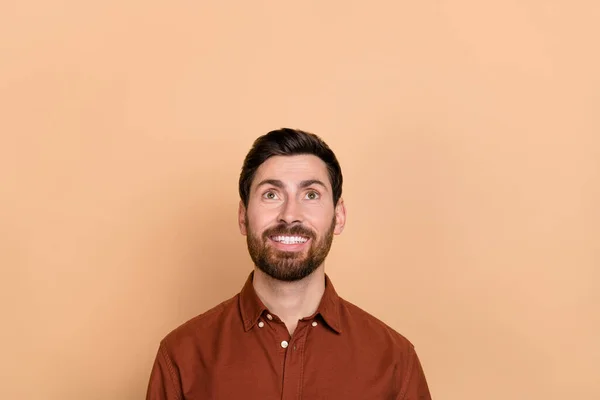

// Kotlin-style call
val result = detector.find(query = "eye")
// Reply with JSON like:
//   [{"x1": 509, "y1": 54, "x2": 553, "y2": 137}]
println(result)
[
  {"x1": 263, "y1": 191, "x2": 279, "y2": 200},
  {"x1": 305, "y1": 190, "x2": 320, "y2": 200}
]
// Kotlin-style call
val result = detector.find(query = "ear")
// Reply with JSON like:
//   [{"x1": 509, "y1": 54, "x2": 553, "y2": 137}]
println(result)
[
  {"x1": 238, "y1": 200, "x2": 248, "y2": 236},
  {"x1": 333, "y1": 198, "x2": 347, "y2": 235}
]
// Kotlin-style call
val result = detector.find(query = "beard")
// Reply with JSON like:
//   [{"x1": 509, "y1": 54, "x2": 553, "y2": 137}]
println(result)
[{"x1": 245, "y1": 216, "x2": 336, "y2": 282}]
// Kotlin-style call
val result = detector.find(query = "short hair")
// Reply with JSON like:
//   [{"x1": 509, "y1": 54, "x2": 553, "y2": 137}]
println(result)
[{"x1": 239, "y1": 128, "x2": 343, "y2": 208}]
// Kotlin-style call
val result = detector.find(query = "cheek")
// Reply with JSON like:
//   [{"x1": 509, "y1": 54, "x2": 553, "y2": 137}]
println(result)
[
  {"x1": 247, "y1": 207, "x2": 277, "y2": 231},
  {"x1": 307, "y1": 210, "x2": 335, "y2": 232}
]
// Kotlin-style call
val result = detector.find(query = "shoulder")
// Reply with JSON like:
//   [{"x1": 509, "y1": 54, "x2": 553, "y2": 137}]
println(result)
[
  {"x1": 338, "y1": 297, "x2": 416, "y2": 352},
  {"x1": 160, "y1": 294, "x2": 239, "y2": 349}
]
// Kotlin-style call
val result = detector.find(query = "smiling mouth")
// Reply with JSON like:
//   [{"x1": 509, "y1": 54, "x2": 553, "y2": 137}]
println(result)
[{"x1": 270, "y1": 235, "x2": 310, "y2": 245}]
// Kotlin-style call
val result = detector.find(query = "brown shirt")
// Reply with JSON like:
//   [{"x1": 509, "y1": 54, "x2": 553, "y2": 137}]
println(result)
[{"x1": 146, "y1": 272, "x2": 432, "y2": 399}]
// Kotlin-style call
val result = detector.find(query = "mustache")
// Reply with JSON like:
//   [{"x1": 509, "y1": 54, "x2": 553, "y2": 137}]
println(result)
[{"x1": 262, "y1": 223, "x2": 315, "y2": 239}]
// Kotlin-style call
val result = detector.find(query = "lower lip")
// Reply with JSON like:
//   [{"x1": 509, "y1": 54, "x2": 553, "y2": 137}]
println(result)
[{"x1": 268, "y1": 237, "x2": 311, "y2": 252}]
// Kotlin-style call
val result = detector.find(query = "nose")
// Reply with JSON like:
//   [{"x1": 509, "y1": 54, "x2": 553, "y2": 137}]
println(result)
[{"x1": 278, "y1": 197, "x2": 303, "y2": 225}]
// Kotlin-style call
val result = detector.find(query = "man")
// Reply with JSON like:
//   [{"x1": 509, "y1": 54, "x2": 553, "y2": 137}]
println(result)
[{"x1": 146, "y1": 128, "x2": 432, "y2": 399}]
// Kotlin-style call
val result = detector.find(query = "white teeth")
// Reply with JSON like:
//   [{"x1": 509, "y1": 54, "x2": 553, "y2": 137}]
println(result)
[{"x1": 272, "y1": 235, "x2": 308, "y2": 244}]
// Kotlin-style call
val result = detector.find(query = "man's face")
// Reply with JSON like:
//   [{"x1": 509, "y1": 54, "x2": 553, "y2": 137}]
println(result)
[{"x1": 239, "y1": 155, "x2": 346, "y2": 281}]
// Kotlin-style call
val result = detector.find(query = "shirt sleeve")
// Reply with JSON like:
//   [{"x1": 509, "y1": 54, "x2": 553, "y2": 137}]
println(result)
[
  {"x1": 145, "y1": 342, "x2": 183, "y2": 400},
  {"x1": 397, "y1": 345, "x2": 432, "y2": 400}
]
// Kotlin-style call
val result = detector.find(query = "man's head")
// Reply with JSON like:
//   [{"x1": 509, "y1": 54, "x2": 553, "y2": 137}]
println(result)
[{"x1": 238, "y1": 128, "x2": 346, "y2": 282}]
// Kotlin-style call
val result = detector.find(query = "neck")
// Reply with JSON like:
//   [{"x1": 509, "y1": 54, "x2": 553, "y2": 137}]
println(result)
[{"x1": 252, "y1": 266, "x2": 326, "y2": 336}]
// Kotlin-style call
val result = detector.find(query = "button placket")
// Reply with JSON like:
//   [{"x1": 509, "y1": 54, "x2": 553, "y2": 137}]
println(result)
[{"x1": 280, "y1": 321, "x2": 309, "y2": 399}]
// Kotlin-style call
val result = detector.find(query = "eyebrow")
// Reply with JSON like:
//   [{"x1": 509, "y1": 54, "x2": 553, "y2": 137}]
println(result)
[{"x1": 254, "y1": 179, "x2": 329, "y2": 191}]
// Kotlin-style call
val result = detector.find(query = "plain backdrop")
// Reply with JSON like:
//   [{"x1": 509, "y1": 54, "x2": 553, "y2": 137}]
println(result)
[{"x1": 1, "y1": 1, "x2": 599, "y2": 399}]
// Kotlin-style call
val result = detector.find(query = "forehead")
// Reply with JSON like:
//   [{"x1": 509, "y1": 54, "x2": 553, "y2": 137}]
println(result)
[{"x1": 251, "y1": 154, "x2": 331, "y2": 189}]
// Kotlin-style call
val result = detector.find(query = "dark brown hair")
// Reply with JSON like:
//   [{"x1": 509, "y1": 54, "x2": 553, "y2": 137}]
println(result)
[{"x1": 239, "y1": 128, "x2": 343, "y2": 207}]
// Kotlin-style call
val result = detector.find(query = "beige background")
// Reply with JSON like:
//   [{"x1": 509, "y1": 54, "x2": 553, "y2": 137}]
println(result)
[{"x1": 1, "y1": 1, "x2": 599, "y2": 399}]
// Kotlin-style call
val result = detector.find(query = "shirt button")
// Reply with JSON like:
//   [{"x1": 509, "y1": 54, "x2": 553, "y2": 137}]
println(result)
[
  {"x1": 281, "y1": 340, "x2": 289, "y2": 348},
  {"x1": 258, "y1": 321, "x2": 264, "y2": 328},
  {"x1": 266, "y1": 314, "x2": 273, "y2": 320},
  {"x1": 312, "y1": 321, "x2": 318, "y2": 327}
]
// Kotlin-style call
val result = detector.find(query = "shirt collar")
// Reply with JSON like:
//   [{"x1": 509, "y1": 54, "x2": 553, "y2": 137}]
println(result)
[{"x1": 239, "y1": 271, "x2": 342, "y2": 334}]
